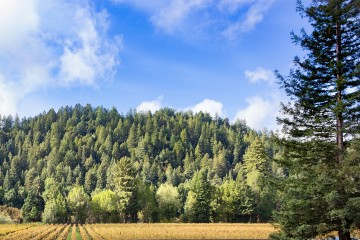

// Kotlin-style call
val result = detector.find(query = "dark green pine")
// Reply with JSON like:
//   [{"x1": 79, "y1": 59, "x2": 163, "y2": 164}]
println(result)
[{"x1": 273, "y1": 0, "x2": 360, "y2": 239}]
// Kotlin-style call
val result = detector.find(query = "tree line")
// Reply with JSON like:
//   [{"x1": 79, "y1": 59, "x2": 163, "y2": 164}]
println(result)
[{"x1": 0, "y1": 106, "x2": 280, "y2": 223}]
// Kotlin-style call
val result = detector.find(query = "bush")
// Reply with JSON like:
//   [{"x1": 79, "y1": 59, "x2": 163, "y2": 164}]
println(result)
[
  {"x1": 0, "y1": 205, "x2": 22, "y2": 223},
  {"x1": 0, "y1": 214, "x2": 13, "y2": 224}
]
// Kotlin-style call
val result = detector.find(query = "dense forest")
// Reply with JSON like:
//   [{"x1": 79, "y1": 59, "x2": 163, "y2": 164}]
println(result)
[
  {"x1": 0, "y1": 105, "x2": 280, "y2": 223},
  {"x1": 0, "y1": 1, "x2": 358, "y2": 239}
]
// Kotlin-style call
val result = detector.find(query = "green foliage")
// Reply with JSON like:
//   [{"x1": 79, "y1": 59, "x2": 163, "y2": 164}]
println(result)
[
  {"x1": 42, "y1": 177, "x2": 68, "y2": 223},
  {"x1": 156, "y1": 183, "x2": 181, "y2": 222},
  {"x1": 22, "y1": 192, "x2": 44, "y2": 222},
  {"x1": 184, "y1": 191, "x2": 197, "y2": 222},
  {"x1": 273, "y1": 0, "x2": 360, "y2": 239},
  {"x1": 42, "y1": 194, "x2": 68, "y2": 223},
  {"x1": 67, "y1": 186, "x2": 89, "y2": 223},
  {"x1": 0, "y1": 104, "x2": 277, "y2": 223},
  {"x1": 136, "y1": 179, "x2": 158, "y2": 223},
  {"x1": 91, "y1": 189, "x2": 120, "y2": 223},
  {"x1": 210, "y1": 171, "x2": 256, "y2": 223},
  {"x1": 42, "y1": 178, "x2": 64, "y2": 202},
  {"x1": 243, "y1": 137, "x2": 275, "y2": 222},
  {"x1": 0, "y1": 214, "x2": 13, "y2": 224},
  {"x1": 109, "y1": 156, "x2": 137, "y2": 222},
  {"x1": 189, "y1": 169, "x2": 211, "y2": 223}
]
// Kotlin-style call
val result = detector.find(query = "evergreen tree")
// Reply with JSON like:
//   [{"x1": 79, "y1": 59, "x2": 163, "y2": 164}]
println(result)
[
  {"x1": 243, "y1": 136, "x2": 274, "y2": 222},
  {"x1": 42, "y1": 194, "x2": 68, "y2": 224},
  {"x1": 189, "y1": 169, "x2": 211, "y2": 223},
  {"x1": 0, "y1": 104, "x2": 280, "y2": 224},
  {"x1": 184, "y1": 191, "x2": 197, "y2": 222},
  {"x1": 234, "y1": 169, "x2": 255, "y2": 222},
  {"x1": 212, "y1": 147, "x2": 227, "y2": 178},
  {"x1": 22, "y1": 191, "x2": 44, "y2": 222},
  {"x1": 136, "y1": 180, "x2": 158, "y2": 223},
  {"x1": 218, "y1": 178, "x2": 237, "y2": 222},
  {"x1": 110, "y1": 157, "x2": 137, "y2": 222},
  {"x1": 84, "y1": 168, "x2": 97, "y2": 195},
  {"x1": 273, "y1": 1, "x2": 360, "y2": 239}
]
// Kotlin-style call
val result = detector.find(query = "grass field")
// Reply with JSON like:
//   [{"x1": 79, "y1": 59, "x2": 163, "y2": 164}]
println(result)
[
  {"x1": 0, "y1": 223, "x2": 40, "y2": 236},
  {"x1": 0, "y1": 223, "x2": 277, "y2": 239},
  {"x1": 1, "y1": 223, "x2": 358, "y2": 240}
]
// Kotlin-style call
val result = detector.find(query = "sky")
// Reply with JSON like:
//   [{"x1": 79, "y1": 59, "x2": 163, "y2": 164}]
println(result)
[{"x1": 0, "y1": 0, "x2": 310, "y2": 130}]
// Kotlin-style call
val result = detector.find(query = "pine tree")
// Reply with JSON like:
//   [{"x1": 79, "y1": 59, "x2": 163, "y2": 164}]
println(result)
[
  {"x1": 84, "y1": 168, "x2": 97, "y2": 195},
  {"x1": 234, "y1": 168, "x2": 255, "y2": 222},
  {"x1": 184, "y1": 191, "x2": 197, "y2": 222},
  {"x1": 22, "y1": 191, "x2": 44, "y2": 222},
  {"x1": 42, "y1": 194, "x2": 68, "y2": 223},
  {"x1": 136, "y1": 179, "x2": 158, "y2": 223},
  {"x1": 243, "y1": 136, "x2": 274, "y2": 222},
  {"x1": 189, "y1": 169, "x2": 212, "y2": 223},
  {"x1": 273, "y1": 1, "x2": 360, "y2": 239},
  {"x1": 110, "y1": 157, "x2": 137, "y2": 222}
]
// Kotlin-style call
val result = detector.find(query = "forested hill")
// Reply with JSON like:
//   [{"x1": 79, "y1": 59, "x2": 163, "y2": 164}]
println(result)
[{"x1": 0, "y1": 104, "x2": 279, "y2": 223}]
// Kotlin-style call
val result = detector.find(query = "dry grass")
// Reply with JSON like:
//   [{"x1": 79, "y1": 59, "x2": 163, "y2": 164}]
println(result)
[
  {"x1": 85, "y1": 223, "x2": 277, "y2": 239},
  {"x1": 0, "y1": 223, "x2": 359, "y2": 240},
  {"x1": 0, "y1": 224, "x2": 56, "y2": 240},
  {"x1": 0, "y1": 223, "x2": 39, "y2": 236},
  {"x1": 0, "y1": 223, "x2": 276, "y2": 239},
  {"x1": 57, "y1": 224, "x2": 71, "y2": 240},
  {"x1": 78, "y1": 225, "x2": 90, "y2": 240}
]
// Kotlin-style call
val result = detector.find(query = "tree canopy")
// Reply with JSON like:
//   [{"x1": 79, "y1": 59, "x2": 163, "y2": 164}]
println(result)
[
  {"x1": 272, "y1": 1, "x2": 360, "y2": 239},
  {"x1": 0, "y1": 105, "x2": 278, "y2": 223}
]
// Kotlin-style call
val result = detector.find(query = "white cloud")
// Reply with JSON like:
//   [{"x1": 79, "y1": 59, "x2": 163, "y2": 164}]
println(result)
[
  {"x1": 151, "y1": 0, "x2": 209, "y2": 33},
  {"x1": 245, "y1": 67, "x2": 275, "y2": 84},
  {"x1": 58, "y1": 8, "x2": 121, "y2": 86},
  {"x1": 113, "y1": 0, "x2": 275, "y2": 39},
  {"x1": 0, "y1": 0, "x2": 39, "y2": 50},
  {"x1": 136, "y1": 96, "x2": 163, "y2": 113},
  {"x1": 186, "y1": 99, "x2": 224, "y2": 118},
  {"x1": 233, "y1": 96, "x2": 279, "y2": 130},
  {"x1": 222, "y1": 0, "x2": 275, "y2": 39},
  {"x1": 0, "y1": 0, "x2": 121, "y2": 116}
]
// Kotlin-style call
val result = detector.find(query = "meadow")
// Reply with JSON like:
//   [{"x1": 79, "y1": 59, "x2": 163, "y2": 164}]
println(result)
[{"x1": 0, "y1": 223, "x2": 277, "y2": 240}]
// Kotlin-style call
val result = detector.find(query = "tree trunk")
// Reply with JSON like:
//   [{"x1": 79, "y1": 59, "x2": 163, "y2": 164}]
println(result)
[
  {"x1": 339, "y1": 229, "x2": 351, "y2": 240},
  {"x1": 336, "y1": 13, "x2": 351, "y2": 240},
  {"x1": 336, "y1": 16, "x2": 344, "y2": 163}
]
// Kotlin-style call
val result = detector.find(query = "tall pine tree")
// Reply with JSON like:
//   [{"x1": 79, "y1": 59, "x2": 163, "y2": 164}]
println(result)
[{"x1": 273, "y1": 1, "x2": 359, "y2": 239}]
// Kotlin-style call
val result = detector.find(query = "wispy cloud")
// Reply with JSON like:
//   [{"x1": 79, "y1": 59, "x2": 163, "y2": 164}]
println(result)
[
  {"x1": 111, "y1": 0, "x2": 169, "y2": 13},
  {"x1": 217, "y1": 0, "x2": 255, "y2": 14},
  {"x1": 0, "y1": 0, "x2": 121, "y2": 116},
  {"x1": 113, "y1": 0, "x2": 276, "y2": 40},
  {"x1": 151, "y1": 0, "x2": 209, "y2": 34},
  {"x1": 136, "y1": 96, "x2": 163, "y2": 113},
  {"x1": 245, "y1": 67, "x2": 275, "y2": 84},
  {"x1": 222, "y1": 0, "x2": 276, "y2": 39}
]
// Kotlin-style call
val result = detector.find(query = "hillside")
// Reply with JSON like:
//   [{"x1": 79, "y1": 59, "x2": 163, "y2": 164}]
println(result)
[{"x1": 0, "y1": 104, "x2": 279, "y2": 223}]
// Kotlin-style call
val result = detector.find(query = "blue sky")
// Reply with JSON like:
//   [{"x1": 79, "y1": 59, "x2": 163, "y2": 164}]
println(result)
[{"x1": 0, "y1": 0, "x2": 309, "y2": 130}]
